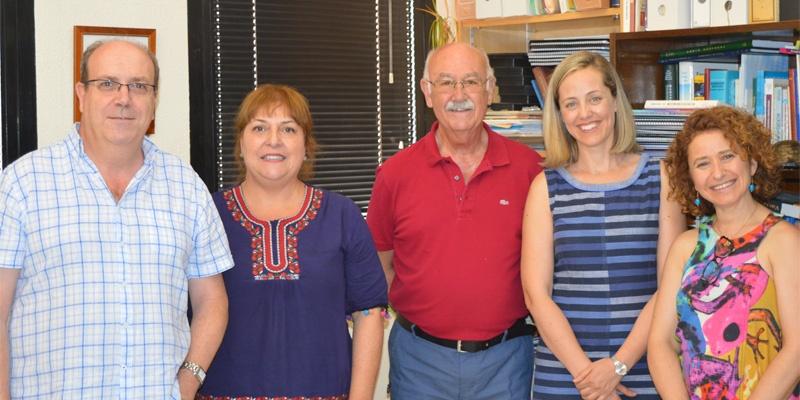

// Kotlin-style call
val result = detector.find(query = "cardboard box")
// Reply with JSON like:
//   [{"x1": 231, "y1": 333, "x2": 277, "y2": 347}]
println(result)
[{"x1": 574, "y1": 0, "x2": 610, "y2": 11}]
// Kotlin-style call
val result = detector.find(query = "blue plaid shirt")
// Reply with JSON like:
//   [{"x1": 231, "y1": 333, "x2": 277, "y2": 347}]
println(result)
[{"x1": 0, "y1": 125, "x2": 234, "y2": 399}]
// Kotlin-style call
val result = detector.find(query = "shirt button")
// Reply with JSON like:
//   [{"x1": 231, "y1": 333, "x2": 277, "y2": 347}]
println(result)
[{"x1": 454, "y1": 175, "x2": 461, "y2": 181}]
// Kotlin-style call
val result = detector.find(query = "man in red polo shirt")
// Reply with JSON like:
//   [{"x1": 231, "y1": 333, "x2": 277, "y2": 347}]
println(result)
[{"x1": 367, "y1": 42, "x2": 544, "y2": 399}]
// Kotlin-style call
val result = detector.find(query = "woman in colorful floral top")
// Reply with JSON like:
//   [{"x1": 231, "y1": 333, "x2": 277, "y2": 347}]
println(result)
[
  {"x1": 650, "y1": 106, "x2": 800, "y2": 399},
  {"x1": 197, "y1": 84, "x2": 388, "y2": 400}
]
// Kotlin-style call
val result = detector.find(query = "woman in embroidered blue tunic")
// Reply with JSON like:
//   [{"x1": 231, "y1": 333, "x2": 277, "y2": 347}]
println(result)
[{"x1": 197, "y1": 84, "x2": 388, "y2": 400}]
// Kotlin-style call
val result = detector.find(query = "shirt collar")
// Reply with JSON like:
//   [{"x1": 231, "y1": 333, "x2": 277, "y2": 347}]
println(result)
[
  {"x1": 421, "y1": 121, "x2": 511, "y2": 170},
  {"x1": 67, "y1": 123, "x2": 158, "y2": 174}
]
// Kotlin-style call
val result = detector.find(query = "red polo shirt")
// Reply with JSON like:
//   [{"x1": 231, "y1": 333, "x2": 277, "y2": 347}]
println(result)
[{"x1": 367, "y1": 122, "x2": 543, "y2": 340}]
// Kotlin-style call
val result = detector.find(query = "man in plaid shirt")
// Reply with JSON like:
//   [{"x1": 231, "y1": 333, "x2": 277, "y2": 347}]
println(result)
[{"x1": 0, "y1": 40, "x2": 233, "y2": 399}]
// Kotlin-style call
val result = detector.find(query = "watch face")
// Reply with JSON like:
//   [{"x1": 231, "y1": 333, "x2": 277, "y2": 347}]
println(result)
[{"x1": 613, "y1": 358, "x2": 627, "y2": 376}]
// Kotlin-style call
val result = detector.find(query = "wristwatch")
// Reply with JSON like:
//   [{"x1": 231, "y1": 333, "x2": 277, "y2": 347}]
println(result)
[
  {"x1": 180, "y1": 361, "x2": 207, "y2": 385},
  {"x1": 611, "y1": 355, "x2": 628, "y2": 377}
]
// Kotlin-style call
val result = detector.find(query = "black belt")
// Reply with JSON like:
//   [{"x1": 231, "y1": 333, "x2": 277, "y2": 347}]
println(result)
[{"x1": 395, "y1": 314, "x2": 536, "y2": 353}]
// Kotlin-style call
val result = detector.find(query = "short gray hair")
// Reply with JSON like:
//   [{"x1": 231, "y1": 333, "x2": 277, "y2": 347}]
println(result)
[
  {"x1": 422, "y1": 44, "x2": 495, "y2": 82},
  {"x1": 79, "y1": 40, "x2": 160, "y2": 90}
]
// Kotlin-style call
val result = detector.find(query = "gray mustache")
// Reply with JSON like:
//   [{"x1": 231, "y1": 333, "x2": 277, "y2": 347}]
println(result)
[{"x1": 445, "y1": 100, "x2": 474, "y2": 112}]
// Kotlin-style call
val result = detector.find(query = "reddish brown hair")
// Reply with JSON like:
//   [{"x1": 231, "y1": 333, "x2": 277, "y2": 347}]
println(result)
[{"x1": 233, "y1": 84, "x2": 318, "y2": 182}]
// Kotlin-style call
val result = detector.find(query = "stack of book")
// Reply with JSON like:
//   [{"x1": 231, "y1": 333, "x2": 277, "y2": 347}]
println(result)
[
  {"x1": 633, "y1": 109, "x2": 692, "y2": 158},
  {"x1": 489, "y1": 53, "x2": 538, "y2": 111},
  {"x1": 527, "y1": 36, "x2": 610, "y2": 67},
  {"x1": 484, "y1": 110, "x2": 544, "y2": 151}
]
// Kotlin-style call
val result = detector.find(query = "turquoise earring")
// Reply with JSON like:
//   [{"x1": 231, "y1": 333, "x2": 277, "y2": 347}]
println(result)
[{"x1": 748, "y1": 182, "x2": 755, "y2": 193}]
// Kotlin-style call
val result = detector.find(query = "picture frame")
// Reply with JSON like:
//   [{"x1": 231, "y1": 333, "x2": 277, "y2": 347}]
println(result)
[{"x1": 73, "y1": 26, "x2": 157, "y2": 134}]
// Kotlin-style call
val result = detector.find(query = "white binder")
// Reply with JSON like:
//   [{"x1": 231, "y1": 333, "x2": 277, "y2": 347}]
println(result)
[
  {"x1": 693, "y1": 0, "x2": 748, "y2": 27},
  {"x1": 647, "y1": 0, "x2": 691, "y2": 31},
  {"x1": 502, "y1": 0, "x2": 533, "y2": 16},
  {"x1": 476, "y1": 0, "x2": 503, "y2": 18}
]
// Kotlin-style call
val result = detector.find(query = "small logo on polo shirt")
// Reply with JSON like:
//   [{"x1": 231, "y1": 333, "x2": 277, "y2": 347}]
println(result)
[{"x1": 499, "y1": 199, "x2": 509, "y2": 206}]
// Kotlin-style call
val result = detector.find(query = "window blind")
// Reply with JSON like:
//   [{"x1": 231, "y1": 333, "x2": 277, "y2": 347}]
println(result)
[{"x1": 194, "y1": 0, "x2": 416, "y2": 211}]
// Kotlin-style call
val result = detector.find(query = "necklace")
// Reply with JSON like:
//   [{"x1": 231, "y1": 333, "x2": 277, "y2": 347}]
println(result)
[{"x1": 714, "y1": 204, "x2": 759, "y2": 241}]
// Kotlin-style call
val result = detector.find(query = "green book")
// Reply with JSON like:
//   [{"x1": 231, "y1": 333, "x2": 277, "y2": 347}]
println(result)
[{"x1": 659, "y1": 39, "x2": 792, "y2": 63}]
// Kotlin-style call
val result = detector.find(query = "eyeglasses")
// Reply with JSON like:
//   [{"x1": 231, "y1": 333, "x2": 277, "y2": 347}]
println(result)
[
  {"x1": 425, "y1": 78, "x2": 487, "y2": 93},
  {"x1": 697, "y1": 236, "x2": 734, "y2": 290},
  {"x1": 83, "y1": 79, "x2": 157, "y2": 96}
]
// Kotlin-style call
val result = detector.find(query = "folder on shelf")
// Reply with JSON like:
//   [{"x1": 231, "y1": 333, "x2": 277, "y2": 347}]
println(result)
[
  {"x1": 690, "y1": 0, "x2": 711, "y2": 28},
  {"x1": 558, "y1": 0, "x2": 577, "y2": 13},
  {"x1": 749, "y1": 0, "x2": 779, "y2": 23},
  {"x1": 502, "y1": 0, "x2": 533, "y2": 16},
  {"x1": 647, "y1": 0, "x2": 691, "y2": 31},
  {"x1": 455, "y1": 0, "x2": 477, "y2": 19},
  {"x1": 574, "y1": 0, "x2": 610, "y2": 11},
  {"x1": 476, "y1": 0, "x2": 503, "y2": 19},
  {"x1": 542, "y1": 0, "x2": 561, "y2": 14},
  {"x1": 692, "y1": 0, "x2": 748, "y2": 28}
]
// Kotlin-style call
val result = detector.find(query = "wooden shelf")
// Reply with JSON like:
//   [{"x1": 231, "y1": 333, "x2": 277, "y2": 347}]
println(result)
[
  {"x1": 459, "y1": 8, "x2": 621, "y2": 29},
  {"x1": 610, "y1": 20, "x2": 800, "y2": 107},
  {"x1": 458, "y1": 8, "x2": 622, "y2": 53}
]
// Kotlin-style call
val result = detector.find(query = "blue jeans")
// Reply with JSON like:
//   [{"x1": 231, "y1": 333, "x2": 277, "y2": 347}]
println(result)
[{"x1": 388, "y1": 322, "x2": 534, "y2": 400}]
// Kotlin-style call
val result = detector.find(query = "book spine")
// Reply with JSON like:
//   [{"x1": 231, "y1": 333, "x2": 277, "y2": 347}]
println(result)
[
  {"x1": 644, "y1": 100, "x2": 720, "y2": 109},
  {"x1": 766, "y1": 93, "x2": 773, "y2": 140},
  {"x1": 708, "y1": 71, "x2": 726, "y2": 102},
  {"x1": 659, "y1": 40, "x2": 750, "y2": 63},
  {"x1": 762, "y1": 78, "x2": 775, "y2": 128},
  {"x1": 728, "y1": 78, "x2": 738, "y2": 106},
  {"x1": 678, "y1": 62, "x2": 694, "y2": 101},
  {"x1": 781, "y1": 86, "x2": 789, "y2": 141},
  {"x1": 790, "y1": 67, "x2": 798, "y2": 141},
  {"x1": 664, "y1": 63, "x2": 677, "y2": 101},
  {"x1": 693, "y1": 72, "x2": 705, "y2": 100},
  {"x1": 531, "y1": 79, "x2": 544, "y2": 108}
]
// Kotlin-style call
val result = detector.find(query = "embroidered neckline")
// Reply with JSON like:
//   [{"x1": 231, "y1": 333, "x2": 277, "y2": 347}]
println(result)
[
  {"x1": 197, "y1": 394, "x2": 347, "y2": 400},
  {"x1": 224, "y1": 185, "x2": 323, "y2": 280}
]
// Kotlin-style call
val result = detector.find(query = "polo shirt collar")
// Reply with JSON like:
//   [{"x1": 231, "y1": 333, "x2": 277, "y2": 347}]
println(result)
[{"x1": 422, "y1": 121, "x2": 511, "y2": 170}]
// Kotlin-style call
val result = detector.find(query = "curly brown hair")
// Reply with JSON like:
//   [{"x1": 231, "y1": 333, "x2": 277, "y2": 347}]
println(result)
[{"x1": 664, "y1": 106, "x2": 782, "y2": 216}]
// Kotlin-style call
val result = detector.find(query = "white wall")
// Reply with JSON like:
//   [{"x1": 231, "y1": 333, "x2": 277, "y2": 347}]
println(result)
[{"x1": 35, "y1": 0, "x2": 190, "y2": 162}]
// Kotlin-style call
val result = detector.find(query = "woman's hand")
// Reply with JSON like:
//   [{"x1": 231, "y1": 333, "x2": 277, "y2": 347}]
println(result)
[{"x1": 573, "y1": 358, "x2": 636, "y2": 399}]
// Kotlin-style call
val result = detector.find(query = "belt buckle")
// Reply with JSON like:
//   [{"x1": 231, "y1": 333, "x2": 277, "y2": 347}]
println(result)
[{"x1": 456, "y1": 340, "x2": 466, "y2": 353}]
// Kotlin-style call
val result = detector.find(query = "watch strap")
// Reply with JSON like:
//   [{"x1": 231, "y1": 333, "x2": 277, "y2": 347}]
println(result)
[{"x1": 180, "y1": 360, "x2": 207, "y2": 385}]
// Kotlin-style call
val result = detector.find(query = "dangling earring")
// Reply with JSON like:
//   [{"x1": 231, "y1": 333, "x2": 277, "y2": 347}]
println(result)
[
  {"x1": 303, "y1": 154, "x2": 308, "y2": 161},
  {"x1": 748, "y1": 182, "x2": 755, "y2": 193},
  {"x1": 694, "y1": 194, "x2": 701, "y2": 207}
]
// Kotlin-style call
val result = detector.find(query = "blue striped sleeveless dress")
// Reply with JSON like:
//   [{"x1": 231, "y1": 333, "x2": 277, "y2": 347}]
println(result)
[{"x1": 533, "y1": 153, "x2": 661, "y2": 399}]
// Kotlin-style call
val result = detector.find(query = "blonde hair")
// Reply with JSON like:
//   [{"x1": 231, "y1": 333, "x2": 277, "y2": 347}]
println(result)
[{"x1": 542, "y1": 51, "x2": 639, "y2": 168}]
